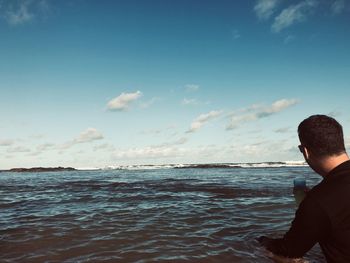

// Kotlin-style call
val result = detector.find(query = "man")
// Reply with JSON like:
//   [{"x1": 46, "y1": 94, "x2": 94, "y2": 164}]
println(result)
[{"x1": 258, "y1": 115, "x2": 350, "y2": 262}]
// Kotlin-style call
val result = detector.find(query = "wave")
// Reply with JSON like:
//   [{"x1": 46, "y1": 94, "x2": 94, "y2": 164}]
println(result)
[
  {"x1": 82, "y1": 161, "x2": 307, "y2": 171},
  {"x1": 175, "y1": 161, "x2": 307, "y2": 169}
]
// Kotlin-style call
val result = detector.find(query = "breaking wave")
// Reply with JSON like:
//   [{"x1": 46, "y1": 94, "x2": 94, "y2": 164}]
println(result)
[{"x1": 76, "y1": 161, "x2": 307, "y2": 171}]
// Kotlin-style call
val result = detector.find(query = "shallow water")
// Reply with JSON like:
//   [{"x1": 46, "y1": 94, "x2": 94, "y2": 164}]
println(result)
[{"x1": 0, "y1": 167, "x2": 326, "y2": 262}]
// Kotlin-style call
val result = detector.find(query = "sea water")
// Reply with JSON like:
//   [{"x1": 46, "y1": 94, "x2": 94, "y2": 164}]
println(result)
[{"x1": 0, "y1": 164, "x2": 326, "y2": 262}]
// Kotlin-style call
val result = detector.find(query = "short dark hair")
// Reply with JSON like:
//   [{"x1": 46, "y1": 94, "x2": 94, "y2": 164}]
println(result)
[{"x1": 298, "y1": 115, "x2": 346, "y2": 157}]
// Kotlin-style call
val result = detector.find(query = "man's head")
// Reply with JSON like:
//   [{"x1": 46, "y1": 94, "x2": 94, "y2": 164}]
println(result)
[
  {"x1": 298, "y1": 115, "x2": 345, "y2": 157},
  {"x1": 298, "y1": 115, "x2": 348, "y2": 175}
]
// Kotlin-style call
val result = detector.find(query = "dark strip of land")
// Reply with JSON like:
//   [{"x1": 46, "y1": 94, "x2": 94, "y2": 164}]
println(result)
[{"x1": 3, "y1": 167, "x2": 76, "y2": 173}]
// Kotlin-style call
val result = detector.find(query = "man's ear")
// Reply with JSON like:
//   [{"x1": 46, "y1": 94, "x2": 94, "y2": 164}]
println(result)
[{"x1": 303, "y1": 146, "x2": 310, "y2": 159}]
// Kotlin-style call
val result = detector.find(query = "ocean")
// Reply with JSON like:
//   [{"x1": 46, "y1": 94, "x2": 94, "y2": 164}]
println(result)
[{"x1": 0, "y1": 163, "x2": 326, "y2": 262}]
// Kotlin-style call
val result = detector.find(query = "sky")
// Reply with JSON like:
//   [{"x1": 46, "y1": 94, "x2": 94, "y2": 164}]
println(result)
[{"x1": 0, "y1": 0, "x2": 350, "y2": 169}]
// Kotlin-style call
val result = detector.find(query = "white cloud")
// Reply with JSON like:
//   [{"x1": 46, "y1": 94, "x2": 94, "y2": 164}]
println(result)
[
  {"x1": 111, "y1": 143, "x2": 268, "y2": 163},
  {"x1": 57, "y1": 128, "x2": 104, "y2": 150},
  {"x1": 182, "y1": 98, "x2": 198, "y2": 106},
  {"x1": 226, "y1": 99, "x2": 298, "y2": 130},
  {"x1": 74, "y1": 128, "x2": 104, "y2": 143},
  {"x1": 57, "y1": 141, "x2": 74, "y2": 150},
  {"x1": 140, "y1": 124, "x2": 179, "y2": 137},
  {"x1": 275, "y1": 127, "x2": 291, "y2": 133},
  {"x1": 93, "y1": 143, "x2": 115, "y2": 152},
  {"x1": 327, "y1": 111, "x2": 341, "y2": 118},
  {"x1": 107, "y1": 91, "x2": 142, "y2": 111},
  {"x1": 112, "y1": 146, "x2": 187, "y2": 160},
  {"x1": 272, "y1": 0, "x2": 318, "y2": 33},
  {"x1": 29, "y1": 134, "x2": 45, "y2": 140},
  {"x1": 254, "y1": 0, "x2": 280, "y2": 20},
  {"x1": 0, "y1": 139, "x2": 14, "y2": 146},
  {"x1": 331, "y1": 0, "x2": 345, "y2": 15},
  {"x1": 154, "y1": 137, "x2": 188, "y2": 148},
  {"x1": 284, "y1": 34, "x2": 296, "y2": 44},
  {"x1": 174, "y1": 137, "x2": 187, "y2": 145},
  {"x1": 226, "y1": 138, "x2": 299, "y2": 162},
  {"x1": 185, "y1": 84, "x2": 199, "y2": 92},
  {"x1": 187, "y1": 110, "x2": 223, "y2": 133},
  {"x1": 3, "y1": 1, "x2": 33, "y2": 25},
  {"x1": 265, "y1": 98, "x2": 299, "y2": 114},
  {"x1": 37, "y1": 143, "x2": 55, "y2": 151},
  {"x1": 38, "y1": 0, "x2": 50, "y2": 13},
  {"x1": 232, "y1": 29, "x2": 241, "y2": 39},
  {"x1": 345, "y1": 137, "x2": 350, "y2": 148},
  {"x1": 181, "y1": 98, "x2": 210, "y2": 106},
  {"x1": 242, "y1": 140, "x2": 288, "y2": 157},
  {"x1": 0, "y1": 0, "x2": 51, "y2": 26},
  {"x1": 140, "y1": 128, "x2": 162, "y2": 135},
  {"x1": 7, "y1": 146, "x2": 31, "y2": 153},
  {"x1": 112, "y1": 137, "x2": 189, "y2": 160},
  {"x1": 140, "y1": 97, "x2": 160, "y2": 109},
  {"x1": 27, "y1": 144, "x2": 54, "y2": 156}
]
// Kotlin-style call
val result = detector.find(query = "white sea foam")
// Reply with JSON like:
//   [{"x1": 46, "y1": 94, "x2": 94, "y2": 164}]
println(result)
[
  {"x1": 97, "y1": 161, "x2": 307, "y2": 170},
  {"x1": 75, "y1": 167, "x2": 101, "y2": 171},
  {"x1": 236, "y1": 161, "x2": 307, "y2": 168}
]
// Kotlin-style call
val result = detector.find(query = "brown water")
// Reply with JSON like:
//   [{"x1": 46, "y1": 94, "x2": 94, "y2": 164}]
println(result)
[{"x1": 0, "y1": 166, "x2": 325, "y2": 262}]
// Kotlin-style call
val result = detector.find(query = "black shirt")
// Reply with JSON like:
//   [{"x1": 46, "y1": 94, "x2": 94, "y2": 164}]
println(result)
[{"x1": 262, "y1": 160, "x2": 350, "y2": 263}]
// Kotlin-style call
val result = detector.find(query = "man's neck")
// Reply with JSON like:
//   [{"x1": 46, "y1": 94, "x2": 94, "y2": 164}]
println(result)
[{"x1": 319, "y1": 153, "x2": 350, "y2": 177}]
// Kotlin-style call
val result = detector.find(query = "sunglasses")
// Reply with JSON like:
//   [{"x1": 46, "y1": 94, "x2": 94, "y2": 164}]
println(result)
[{"x1": 298, "y1": 145, "x2": 304, "y2": 153}]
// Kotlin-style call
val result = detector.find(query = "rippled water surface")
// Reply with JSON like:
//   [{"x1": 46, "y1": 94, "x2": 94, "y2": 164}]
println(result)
[{"x1": 0, "y1": 167, "x2": 326, "y2": 262}]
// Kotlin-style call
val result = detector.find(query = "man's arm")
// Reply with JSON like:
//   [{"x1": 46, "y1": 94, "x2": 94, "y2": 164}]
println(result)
[{"x1": 258, "y1": 197, "x2": 330, "y2": 258}]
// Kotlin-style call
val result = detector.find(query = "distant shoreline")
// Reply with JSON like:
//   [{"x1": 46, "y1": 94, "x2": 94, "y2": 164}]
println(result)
[{"x1": 1, "y1": 167, "x2": 76, "y2": 173}]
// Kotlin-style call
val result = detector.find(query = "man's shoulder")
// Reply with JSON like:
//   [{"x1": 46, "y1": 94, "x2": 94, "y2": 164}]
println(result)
[
  {"x1": 306, "y1": 181, "x2": 327, "y2": 200},
  {"x1": 308, "y1": 170, "x2": 350, "y2": 199},
  {"x1": 301, "y1": 181, "x2": 334, "y2": 210},
  {"x1": 304, "y1": 171, "x2": 350, "y2": 217}
]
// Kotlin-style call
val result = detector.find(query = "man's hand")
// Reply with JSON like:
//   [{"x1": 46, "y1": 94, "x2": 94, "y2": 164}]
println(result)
[
  {"x1": 293, "y1": 186, "x2": 310, "y2": 206},
  {"x1": 257, "y1": 236, "x2": 308, "y2": 263}
]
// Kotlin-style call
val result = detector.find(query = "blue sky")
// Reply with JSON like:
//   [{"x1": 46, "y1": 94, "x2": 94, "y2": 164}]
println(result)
[{"x1": 1, "y1": 0, "x2": 349, "y2": 169}]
